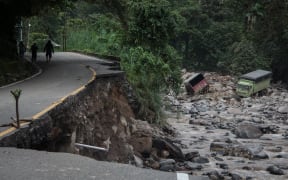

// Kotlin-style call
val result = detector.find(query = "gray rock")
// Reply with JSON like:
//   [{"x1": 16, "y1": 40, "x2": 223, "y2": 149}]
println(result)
[
  {"x1": 260, "y1": 125, "x2": 280, "y2": 134},
  {"x1": 246, "y1": 144, "x2": 263, "y2": 155},
  {"x1": 144, "y1": 158, "x2": 160, "y2": 169},
  {"x1": 192, "y1": 156, "x2": 209, "y2": 164},
  {"x1": 251, "y1": 151, "x2": 269, "y2": 160},
  {"x1": 211, "y1": 141, "x2": 266, "y2": 159},
  {"x1": 133, "y1": 155, "x2": 143, "y2": 167},
  {"x1": 278, "y1": 164, "x2": 288, "y2": 170},
  {"x1": 267, "y1": 165, "x2": 285, "y2": 175},
  {"x1": 185, "y1": 151, "x2": 200, "y2": 161},
  {"x1": 242, "y1": 166, "x2": 252, "y2": 170},
  {"x1": 282, "y1": 130, "x2": 288, "y2": 138},
  {"x1": 216, "y1": 163, "x2": 229, "y2": 169},
  {"x1": 278, "y1": 106, "x2": 288, "y2": 113},
  {"x1": 227, "y1": 108, "x2": 243, "y2": 115},
  {"x1": 152, "y1": 137, "x2": 184, "y2": 160},
  {"x1": 234, "y1": 124, "x2": 263, "y2": 139},
  {"x1": 159, "y1": 164, "x2": 176, "y2": 172},
  {"x1": 203, "y1": 170, "x2": 224, "y2": 180},
  {"x1": 214, "y1": 156, "x2": 224, "y2": 161},
  {"x1": 210, "y1": 142, "x2": 226, "y2": 152},
  {"x1": 184, "y1": 161, "x2": 203, "y2": 170},
  {"x1": 159, "y1": 159, "x2": 176, "y2": 166},
  {"x1": 189, "y1": 107, "x2": 199, "y2": 114},
  {"x1": 267, "y1": 146, "x2": 282, "y2": 152},
  {"x1": 274, "y1": 154, "x2": 288, "y2": 159},
  {"x1": 230, "y1": 173, "x2": 242, "y2": 180}
]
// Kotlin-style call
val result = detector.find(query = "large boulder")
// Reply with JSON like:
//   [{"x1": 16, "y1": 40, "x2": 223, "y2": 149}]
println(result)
[
  {"x1": 152, "y1": 137, "x2": 184, "y2": 160},
  {"x1": 278, "y1": 106, "x2": 288, "y2": 113},
  {"x1": 234, "y1": 124, "x2": 263, "y2": 139},
  {"x1": 129, "y1": 119, "x2": 153, "y2": 154}
]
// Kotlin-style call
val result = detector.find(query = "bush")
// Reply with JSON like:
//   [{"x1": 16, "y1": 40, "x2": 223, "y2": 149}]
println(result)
[{"x1": 120, "y1": 47, "x2": 179, "y2": 124}]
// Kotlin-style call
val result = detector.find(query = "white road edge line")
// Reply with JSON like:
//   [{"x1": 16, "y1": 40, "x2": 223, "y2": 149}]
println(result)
[{"x1": 177, "y1": 173, "x2": 189, "y2": 180}]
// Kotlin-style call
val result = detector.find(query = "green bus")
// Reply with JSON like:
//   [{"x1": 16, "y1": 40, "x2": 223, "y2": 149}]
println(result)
[{"x1": 236, "y1": 69, "x2": 272, "y2": 97}]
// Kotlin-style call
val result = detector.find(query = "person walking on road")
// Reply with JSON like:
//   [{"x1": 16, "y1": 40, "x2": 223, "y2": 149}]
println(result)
[
  {"x1": 18, "y1": 41, "x2": 26, "y2": 59},
  {"x1": 31, "y1": 43, "x2": 38, "y2": 63},
  {"x1": 44, "y1": 40, "x2": 54, "y2": 63}
]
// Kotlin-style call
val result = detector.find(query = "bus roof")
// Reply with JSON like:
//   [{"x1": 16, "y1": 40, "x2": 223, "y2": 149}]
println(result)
[{"x1": 240, "y1": 69, "x2": 272, "y2": 81}]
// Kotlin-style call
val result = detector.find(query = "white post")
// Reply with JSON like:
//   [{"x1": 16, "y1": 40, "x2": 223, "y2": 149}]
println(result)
[
  {"x1": 20, "y1": 18, "x2": 23, "y2": 41},
  {"x1": 74, "y1": 143, "x2": 108, "y2": 152},
  {"x1": 27, "y1": 23, "x2": 31, "y2": 49}
]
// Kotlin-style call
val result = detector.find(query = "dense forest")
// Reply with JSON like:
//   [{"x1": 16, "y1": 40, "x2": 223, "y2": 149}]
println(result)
[
  {"x1": 25, "y1": 0, "x2": 288, "y2": 77},
  {"x1": 1, "y1": 0, "x2": 288, "y2": 123}
]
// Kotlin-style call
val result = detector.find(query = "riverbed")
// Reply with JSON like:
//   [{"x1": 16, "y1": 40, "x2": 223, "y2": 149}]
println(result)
[{"x1": 165, "y1": 71, "x2": 288, "y2": 179}]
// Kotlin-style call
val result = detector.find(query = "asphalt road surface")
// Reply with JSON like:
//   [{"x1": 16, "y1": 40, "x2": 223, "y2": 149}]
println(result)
[
  {"x1": 0, "y1": 148, "x2": 208, "y2": 180},
  {"x1": 0, "y1": 52, "x2": 118, "y2": 132}
]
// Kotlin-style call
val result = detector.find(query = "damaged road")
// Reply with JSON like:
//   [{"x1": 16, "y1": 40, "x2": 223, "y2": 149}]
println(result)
[{"x1": 0, "y1": 53, "x2": 208, "y2": 179}]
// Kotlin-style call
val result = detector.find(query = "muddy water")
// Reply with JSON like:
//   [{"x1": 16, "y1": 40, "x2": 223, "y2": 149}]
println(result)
[{"x1": 165, "y1": 72, "x2": 288, "y2": 179}]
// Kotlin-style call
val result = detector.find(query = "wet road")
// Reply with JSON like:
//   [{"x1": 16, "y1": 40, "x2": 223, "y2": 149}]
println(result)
[
  {"x1": 0, "y1": 52, "x2": 117, "y2": 132},
  {"x1": 0, "y1": 148, "x2": 208, "y2": 180}
]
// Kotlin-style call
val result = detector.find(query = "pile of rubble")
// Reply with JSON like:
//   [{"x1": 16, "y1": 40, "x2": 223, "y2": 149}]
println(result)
[{"x1": 158, "y1": 70, "x2": 288, "y2": 179}]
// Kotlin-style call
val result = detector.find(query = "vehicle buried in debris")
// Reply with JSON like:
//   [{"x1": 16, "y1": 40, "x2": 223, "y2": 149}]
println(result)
[
  {"x1": 236, "y1": 69, "x2": 272, "y2": 97},
  {"x1": 184, "y1": 73, "x2": 209, "y2": 95}
]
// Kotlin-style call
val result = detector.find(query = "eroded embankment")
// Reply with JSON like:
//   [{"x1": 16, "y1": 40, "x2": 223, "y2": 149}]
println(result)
[{"x1": 0, "y1": 73, "x2": 145, "y2": 163}]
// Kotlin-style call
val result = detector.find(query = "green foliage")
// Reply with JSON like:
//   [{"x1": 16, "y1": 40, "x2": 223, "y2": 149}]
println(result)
[
  {"x1": 67, "y1": 29, "x2": 122, "y2": 56},
  {"x1": 218, "y1": 39, "x2": 271, "y2": 75},
  {"x1": 29, "y1": 32, "x2": 49, "y2": 50},
  {"x1": 10, "y1": 88, "x2": 22, "y2": 128},
  {"x1": 189, "y1": 21, "x2": 243, "y2": 71},
  {"x1": 86, "y1": 13, "x2": 122, "y2": 32},
  {"x1": 28, "y1": 12, "x2": 63, "y2": 41},
  {"x1": 159, "y1": 45, "x2": 182, "y2": 95},
  {"x1": 65, "y1": 5, "x2": 123, "y2": 55},
  {"x1": 171, "y1": 2, "x2": 211, "y2": 69},
  {"x1": 120, "y1": 46, "x2": 180, "y2": 124},
  {"x1": 171, "y1": 0, "x2": 274, "y2": 75},
  {"x1": 64, "y1": 0, "x2": 182, "y2": 124},
  {"x1": 10, "y1": 89, "x2": 22, "y2": 100},
  {"x1": 127, "y1": 0, "x2": 176, "y2": 49}
]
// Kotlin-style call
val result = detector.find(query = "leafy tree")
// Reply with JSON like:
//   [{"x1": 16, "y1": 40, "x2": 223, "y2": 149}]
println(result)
[
  {"x1": 119, "y1": 0, "x2": 181, "y2": 123},
  {"x1": 252, "y1": 0, "x2": 288, "y2": 82},
  {"x1": 127, "y1": 0, "x2": 175, "y2": 49},
  {"x1": 218, "y1": 39, "x2": 271, "y2": 75},
  {"x1": 86, "y1": 0, "x2": 128, "y2": 30},
  {"x1": 171, "y1": 2, "x2": 206, "y2": 68}
]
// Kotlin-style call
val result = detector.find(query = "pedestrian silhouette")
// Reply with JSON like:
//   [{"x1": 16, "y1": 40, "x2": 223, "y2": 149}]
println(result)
[
  {"x1": 18, "y1": 41, "x2": 26, "y2": 59},
  {"x1": 30, "y1": 43, "x2": 38, "y2": 63},
  {"x1": 44, "y1": 40, "x2": 54, "y2": 63}
]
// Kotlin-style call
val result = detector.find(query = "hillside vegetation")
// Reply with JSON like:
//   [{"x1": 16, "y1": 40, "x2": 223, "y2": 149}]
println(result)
[{"x1": 2, "y1": 0, "x2": 288, "y2": 123}]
